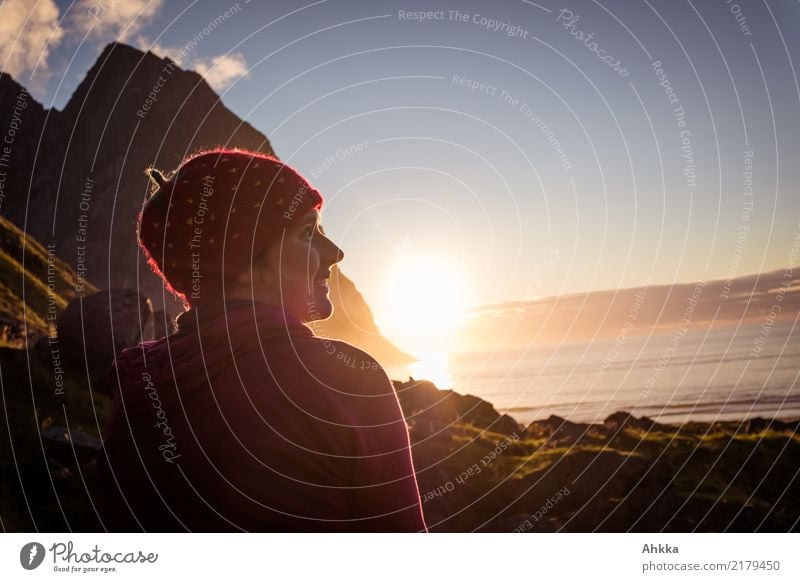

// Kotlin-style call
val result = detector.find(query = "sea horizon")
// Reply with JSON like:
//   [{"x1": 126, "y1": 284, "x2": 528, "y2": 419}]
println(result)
[{"x1": 387, "y1": 318, "x2": 800, "y2": 427}]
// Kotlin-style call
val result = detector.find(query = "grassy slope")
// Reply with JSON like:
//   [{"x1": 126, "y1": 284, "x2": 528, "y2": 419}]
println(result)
[
  {"x1": 0, "y1": 214, "x2": 98, "y2": 348},
  {"x1": 0, "y1": 215, "x2": 106, "y2": 531},
  {"x1": 407, "y1": 418, "x2": 799, "y2": 532}
]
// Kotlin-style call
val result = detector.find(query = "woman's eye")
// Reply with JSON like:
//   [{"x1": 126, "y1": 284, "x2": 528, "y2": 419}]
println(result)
[{"x1": 302, "y1": 222, "x2": 324, "y2": 240}]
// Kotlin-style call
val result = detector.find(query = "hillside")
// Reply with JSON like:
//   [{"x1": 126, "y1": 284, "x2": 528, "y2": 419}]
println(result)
[{"x1": 0, "y1": 214, "x2": 97, "y2": 348}]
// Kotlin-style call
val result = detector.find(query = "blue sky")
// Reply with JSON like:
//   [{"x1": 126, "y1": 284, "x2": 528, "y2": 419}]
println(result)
[{"x1": 4, "y1": 0, "x2": 800, "y2": 322}]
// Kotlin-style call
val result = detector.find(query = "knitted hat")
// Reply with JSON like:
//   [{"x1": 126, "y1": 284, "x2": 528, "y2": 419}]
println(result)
[{"x1": 138, "y1": 148, "x2": 323, "y2": 308}]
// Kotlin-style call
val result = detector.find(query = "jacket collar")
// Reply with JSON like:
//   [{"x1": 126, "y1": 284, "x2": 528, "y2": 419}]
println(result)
[{"x1": 175, "y1": 298, "x2": 314, "y2": 339}]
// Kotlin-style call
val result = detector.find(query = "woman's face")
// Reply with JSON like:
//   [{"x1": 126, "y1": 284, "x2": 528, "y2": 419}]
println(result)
[{"x1": 254, "y1": 208, "x2": 344, "y2": 323}]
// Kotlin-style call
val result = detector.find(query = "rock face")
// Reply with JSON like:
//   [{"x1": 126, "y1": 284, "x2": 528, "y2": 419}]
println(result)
[
  {"x1": 40, "y1": 426, "x2": 102, "y2": 465},
  {"x1": 0, "y1": 42, "x2": 412, "y2": 366},
  {"x1": 394, "y1": 378, "x2": 523, "y2": 437},
  {"x1": 56, "y1": 289, "x2": 152, "y2": 394},
  {"x1": 57, "y1": 289, "x2": 152, "y2": 356},
  {"x1": 310, "y1": 269, "x2": 416, "y2": 369}
]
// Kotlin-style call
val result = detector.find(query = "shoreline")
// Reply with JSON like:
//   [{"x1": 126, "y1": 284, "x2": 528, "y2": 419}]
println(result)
[
  {"x1": 394, "y1": 378, "x2": 800, "y2": 532},
  {"x1": 388, "y1": 373, "x2": 800, "y2": 429},
  {"x1": 500, "y1": 407, "x2": 800, "y2": 427}
]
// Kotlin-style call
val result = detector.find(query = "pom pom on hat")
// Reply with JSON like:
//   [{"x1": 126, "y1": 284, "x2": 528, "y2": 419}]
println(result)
[{"x1": 146, "y1": 168, "x2": 167, "y2": 188}]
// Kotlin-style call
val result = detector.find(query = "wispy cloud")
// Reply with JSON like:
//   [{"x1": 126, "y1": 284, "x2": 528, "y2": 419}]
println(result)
[
  {"x1": 0, "y1": 0, "x2": 64, "y2": 87},
  {"x1": 70, "y1": 0, "x2": 163, "y2": 43},
  {"x1": 140, "y1": 39, "x2": 186, "y2": 66},
  {"x1": 193, "y1": 53, "x2": 249, "y2": 90},
  {"x1": 138, "y1": 37, "x2": 250, "y2": 89},
  {"x1": 0, "y1": 0, "x2": 249, "y2": 100},
  {"x1": 136, "y1": 2, "x2": 251, "y2": 91}
]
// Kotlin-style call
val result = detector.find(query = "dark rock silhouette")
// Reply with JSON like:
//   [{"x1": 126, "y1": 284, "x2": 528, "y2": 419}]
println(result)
[
  {"x1": 40, "y1": 426, "x2": 102, "y2": 466},
  {"x1": 57, "y1": 289, "x2": 152, "y2": 356},
  {"x1": 521, "y1": 414, "x2": 608, "y2": 448},
  {"x1": 603, "y1": 411, "x2": 671, "y2": 433},
  {"x1": 395, "y1": 378, "x2": 522, "y2": 438},
  {"x1": 55, "y1": 289, "x2": 152, "y2": 394},
  {"x1": 738, "y1": 417, "x2": 799, "y2": 435}
]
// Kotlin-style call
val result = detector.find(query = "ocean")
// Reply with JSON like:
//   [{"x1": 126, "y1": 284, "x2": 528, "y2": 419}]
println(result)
[{"x1": 387, "y1": 319, "x2": 800, "y2": 426}]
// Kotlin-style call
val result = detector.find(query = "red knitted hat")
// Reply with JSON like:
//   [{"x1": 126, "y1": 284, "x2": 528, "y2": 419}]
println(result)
[{"x1": 138, "y1": 147, "x2": 323, "y2": 308}]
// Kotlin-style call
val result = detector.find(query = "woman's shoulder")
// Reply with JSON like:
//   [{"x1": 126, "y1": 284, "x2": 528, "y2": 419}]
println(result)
[
  {"x1": 243, "y1": 335, "x2": 393, "y2": 397},
  {"x1": 310, "y1": 336, "x2": 383, "y2": 372}
]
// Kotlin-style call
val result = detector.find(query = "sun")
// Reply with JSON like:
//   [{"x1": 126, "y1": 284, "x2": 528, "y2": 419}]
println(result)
[{"x1": 377, "y1": 253, "x2": 470, "y2": 358}]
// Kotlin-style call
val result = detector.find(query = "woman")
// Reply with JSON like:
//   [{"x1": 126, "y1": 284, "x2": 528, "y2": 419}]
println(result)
[{"x1": 97, "y1": 148, "x2": 428, "y2": 532}]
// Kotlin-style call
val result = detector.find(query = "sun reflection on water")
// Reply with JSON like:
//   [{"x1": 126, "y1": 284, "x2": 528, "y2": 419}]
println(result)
[{"x1": 387, "y1": 351, "x2": 453, "y2": 389}]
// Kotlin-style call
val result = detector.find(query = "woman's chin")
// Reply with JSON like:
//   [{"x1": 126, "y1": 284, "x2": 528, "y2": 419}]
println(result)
[{"x1": 305, "y1": 293, "x2": 333, "y2": 322}]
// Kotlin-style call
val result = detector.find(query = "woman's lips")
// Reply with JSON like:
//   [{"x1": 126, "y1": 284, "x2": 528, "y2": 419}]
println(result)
[{"x1": 314, "y1": 271, "x2": 331, "y2": 285}]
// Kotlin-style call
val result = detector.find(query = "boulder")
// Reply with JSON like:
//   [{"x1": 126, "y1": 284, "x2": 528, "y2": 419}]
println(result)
[
  {"x1": 56, "y1": 289, "x2": 152, "y2": 393},
  {"x1": 57, "y1": 289, "x2": 152, "y2": 355},
  {"x1": 393, "y1": 379, "x2": 522, "y2": 437},
  {"x1": 603, "y1": 411, "x2": 670, "y2": 433},
  {"x1": 740, "y1": 417, "x2": 799, "y2": 434},
  {"x1": 523, "y1": 414, "x2": 592, "y2": 446},
  {"x1": 40, "y1": 425, "x2": 102, "y2": 465}
]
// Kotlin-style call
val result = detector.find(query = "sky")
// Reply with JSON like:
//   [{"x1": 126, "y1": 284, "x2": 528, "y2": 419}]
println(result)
[{"x1": 2, "y1": 0, "x2": 800, "y2": 344}]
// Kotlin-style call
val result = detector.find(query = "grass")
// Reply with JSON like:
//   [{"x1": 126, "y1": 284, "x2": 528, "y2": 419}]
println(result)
[{"x1": 0, "y1": 214, "x2": 97, "y2": 348}]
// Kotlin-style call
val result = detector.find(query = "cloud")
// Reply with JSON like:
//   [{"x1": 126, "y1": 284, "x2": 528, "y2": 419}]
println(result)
[
  {"x1": 142, "y1": 35, "x2": 250, "y2": 90},
  {"x1": 0, "y1": 0, "x2": 248, "y2": 97},
  {"x1": 193, "y1": 53, "x2": 249, "y2": 90},
  {"x1": 71, "y1": 0, "x2": 163, "y2": 43},
  {"x1": 0, "y1": 0, "x2": 64, "y2": 83},
  {"x1": 0, "y1": 0, "x2": 163, "y2": 97},
  {"x1": 139, "y1": 38, "x2": 186, "y2": 66}
]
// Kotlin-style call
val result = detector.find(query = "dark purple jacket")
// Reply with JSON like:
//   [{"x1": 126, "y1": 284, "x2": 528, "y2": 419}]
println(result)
[{"x1": 97, "y1": 299, "x2": 427, "y2": 532}]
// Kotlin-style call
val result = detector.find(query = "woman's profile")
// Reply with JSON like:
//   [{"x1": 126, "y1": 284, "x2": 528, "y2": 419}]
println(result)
[{"x1": 97, "y1": 148, "x2": 428, "y2": 532}]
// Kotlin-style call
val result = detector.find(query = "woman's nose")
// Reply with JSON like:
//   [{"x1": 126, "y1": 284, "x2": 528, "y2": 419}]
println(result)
[
  {"x1": 317, "y1": 232, "x2": 344, "y2": 264},
  {"x1": 330, "y1": 240, "x2": 344, "y2": 264}
]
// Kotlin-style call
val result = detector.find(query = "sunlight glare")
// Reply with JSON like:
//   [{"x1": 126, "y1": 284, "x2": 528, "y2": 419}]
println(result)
[{"x1": 378, "y1": 253, "x2": 469, "y2": 357}]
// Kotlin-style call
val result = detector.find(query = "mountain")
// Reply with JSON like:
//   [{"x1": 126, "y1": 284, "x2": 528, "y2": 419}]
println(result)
[
  {"x1": 0, "y1": 42, "x2": 412, "y2": 365},
  {"x1": 458, "y1": 268, "x2": 800, "y2": 352}
]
